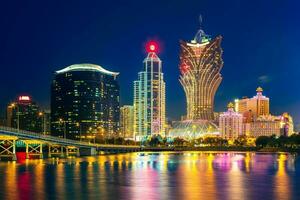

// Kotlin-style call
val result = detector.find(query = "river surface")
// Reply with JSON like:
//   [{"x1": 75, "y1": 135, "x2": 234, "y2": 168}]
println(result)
[{"x1": 0, "y1": 152, "x2": 299, "y2": 200}]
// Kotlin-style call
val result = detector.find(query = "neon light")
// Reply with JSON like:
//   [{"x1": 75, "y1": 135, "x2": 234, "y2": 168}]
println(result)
[{"x1": 18, "y1": 96, "x2": 30, "y2": 101}]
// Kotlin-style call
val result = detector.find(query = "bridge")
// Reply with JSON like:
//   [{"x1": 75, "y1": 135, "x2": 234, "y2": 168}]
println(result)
[{"x1": 0, "y1": 126, "x2": 141, "y2": 161}]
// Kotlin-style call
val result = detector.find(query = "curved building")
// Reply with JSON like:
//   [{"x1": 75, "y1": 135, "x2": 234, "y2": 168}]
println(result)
[
  {"x1": 179, "y1": 26, "x2": 223, "y2": 120},
  {"x1": 51, "y1": 64, "x2": 120, "y2": 140}
]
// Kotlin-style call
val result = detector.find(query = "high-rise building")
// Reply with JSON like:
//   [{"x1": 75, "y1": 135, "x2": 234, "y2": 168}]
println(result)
[
  {"x1": 235, "y1": 87, "x2": 270, "y2": 121},
  {"x1": 133, "y1": 42, "x2": 166, "y2": 140},
  {"x1": 120, "y1": 105, "x2": 134, "y2": 139},
  {"x1": 170, "y1": 19, "x2": 223, "y2": 140},
  {"x1": 6, "y1": 95, "x2": 43, "y2": 133},
  {"x1": 219, "y1": 102, "x2": 243, "y2": 140},
  {"x1": 179, "y1": 25, "x2": 223, "y2": 120},
  {"x1": 51, "y1": 64, "x2": 120, "y2": 141}
]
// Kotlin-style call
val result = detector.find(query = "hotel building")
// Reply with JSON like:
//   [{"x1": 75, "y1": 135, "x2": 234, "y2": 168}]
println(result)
[
  {"x1": 219, "y1": 102, "x2": 243, "y2": 140},
  {"x1": 179, "y1": 27, "x2": 223, "y2": 120}
]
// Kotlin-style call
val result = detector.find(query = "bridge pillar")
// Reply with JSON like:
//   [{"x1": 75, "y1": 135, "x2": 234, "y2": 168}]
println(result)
[
  {"x1": 0, "y1": 136, "x2": 18, "y2": 161},
  {"x1": 79, "y1": 147, "x2": 97, "y2": 156},
  {"x1": 24, "y1": 140, "x2": 43, "y2": 159},
  {"x1": 48, "y1": 144, "x2": 64, "y2": 158}
]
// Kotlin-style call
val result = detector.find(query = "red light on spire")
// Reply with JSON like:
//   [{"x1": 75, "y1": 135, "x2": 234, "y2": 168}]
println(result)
[{"x1": 146, "y1": 41, "x2": 159, "y2": 53}]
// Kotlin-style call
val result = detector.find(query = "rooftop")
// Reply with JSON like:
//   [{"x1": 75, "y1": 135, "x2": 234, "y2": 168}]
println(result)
[{"x1": 56, "y1": 64, "x2": 119, "y2": 76}]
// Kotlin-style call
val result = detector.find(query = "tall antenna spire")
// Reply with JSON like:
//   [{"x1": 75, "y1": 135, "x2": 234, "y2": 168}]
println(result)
[
  {"x1": 199, "y1": 14, "x2": 203, "y2": 28},
  {"x1": 192, "y1": 15, "x2": 210, "y2": 44}
]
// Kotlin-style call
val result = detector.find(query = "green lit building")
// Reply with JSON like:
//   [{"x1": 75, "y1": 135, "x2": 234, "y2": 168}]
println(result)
[{"x1": 50, "y1": 64, "x2": 120, "y2": 141}]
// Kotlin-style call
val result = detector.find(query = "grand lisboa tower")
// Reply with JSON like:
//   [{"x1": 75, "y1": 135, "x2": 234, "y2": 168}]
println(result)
[
  {"x1": 170, "y1": 19, "x2": 223, "y2": 139},
  {"x1": 179, "y1": 23, "x2": 223, "y2": 121}
]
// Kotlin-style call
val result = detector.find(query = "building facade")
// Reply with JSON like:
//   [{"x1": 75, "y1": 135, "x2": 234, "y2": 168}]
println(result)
[
  {"x1": 235, "y1": 87, "x2": 269, "y2": 121},
  {"x1": 179, "y1": 27, "x2": 223, "y2": 120},
  {"x1": 120, "y1": 105, "x2": 134, "y2": 139},
  {"x1": 133, "y1": 43, "x2": 166, "y2": 140},
  {"x1": 245, "y1": 115, "x2": 281, "y2": 137},
  {"x1": 219, "y1": 103, "x2": 243, "y2": 140},
  {"x1": 51, "y1": 64, "x2": 120, "y2": 141},
  {"x1": 6, "y1": 95, "x2": 43, "y2": 133}
]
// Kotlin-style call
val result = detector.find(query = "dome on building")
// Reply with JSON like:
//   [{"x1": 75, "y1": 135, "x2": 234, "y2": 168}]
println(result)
[{"x1": 169, "y1": 120, "x2": 219, "y2": 140}]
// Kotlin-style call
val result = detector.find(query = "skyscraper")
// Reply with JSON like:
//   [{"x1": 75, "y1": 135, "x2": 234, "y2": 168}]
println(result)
[
  {"x1": 51, "y1": 64, "x2": 120, "y2": 141},
  {"x1": 120, "y1": 105, "x2": 134, "y2": 139},
  {"x1": 133, "y1": 42, "x2": 166, "y2": 140},
  {"x1": 179, "y1": 24, "x2": 223, "y2": 120},
  {"x1": 6, "y1": 95, "x2": 43, "y2": 133},
  {"x1": 170, "y1": 19, "x2": 223, "y2": 140}
]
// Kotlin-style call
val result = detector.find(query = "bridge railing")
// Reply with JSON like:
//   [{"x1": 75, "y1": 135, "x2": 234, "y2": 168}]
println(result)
[
  {"x1": 0, "y1": 126, "x2": 97, "y2": 147},
  {"x1": 0, "y1": 126, "x2": 140, "y2": 149}
]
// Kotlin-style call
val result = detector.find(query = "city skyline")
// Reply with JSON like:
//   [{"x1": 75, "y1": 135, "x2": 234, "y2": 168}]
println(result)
[{"x1": 0, "y1": 0, "x2": 299, "y2": 129}]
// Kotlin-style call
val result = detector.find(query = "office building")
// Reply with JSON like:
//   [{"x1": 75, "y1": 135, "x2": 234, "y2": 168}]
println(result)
[{"x1": 51, "y1": 64, "x2": 120, "y2": 140}]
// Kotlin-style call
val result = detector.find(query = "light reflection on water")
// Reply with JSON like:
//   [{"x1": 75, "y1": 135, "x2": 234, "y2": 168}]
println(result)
[{"x1": 0, "y1": 152, "x2": 299, "y2": 200}]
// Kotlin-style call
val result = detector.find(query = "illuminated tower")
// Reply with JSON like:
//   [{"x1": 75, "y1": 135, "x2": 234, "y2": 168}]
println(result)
[
  {"x1": 134, "y1": 42, "x2": 166, "y2": 140},
  {"x1": 179, "y1": 22, "x2": 223, "y2": 120}
]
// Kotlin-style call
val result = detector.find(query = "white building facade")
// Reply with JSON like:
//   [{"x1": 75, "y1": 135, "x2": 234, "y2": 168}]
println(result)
[
  {"x1": 219, "y1": 103, "x2": 243, "y2": 140},
  {"x1": 133, "y1": 50, "x2": 166, "y2": 140}
]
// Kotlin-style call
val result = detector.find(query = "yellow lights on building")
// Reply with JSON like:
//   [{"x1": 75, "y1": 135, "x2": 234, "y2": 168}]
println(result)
[
  {"x1": 232, "y1": 87, "x2": 295, "y2": 138},
  {"x1": 120, "y1": 105, "x2": 134, "y2": 139},
  {"x1": 179, "y1": 34, "x2": 223, "y2": 120},
  {"x1": 235, "y1": 87, "x2": 270, "y2": 120}
]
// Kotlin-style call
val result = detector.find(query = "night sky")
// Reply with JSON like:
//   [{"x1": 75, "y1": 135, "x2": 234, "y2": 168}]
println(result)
[{"x1": 0, "y1": 1, "x2": 299, "y2": 128}]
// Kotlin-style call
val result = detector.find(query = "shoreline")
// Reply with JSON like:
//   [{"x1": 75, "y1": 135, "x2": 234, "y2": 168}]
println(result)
[{"x1": 139, "y1": 146, "x2": 300, "y2": 154}]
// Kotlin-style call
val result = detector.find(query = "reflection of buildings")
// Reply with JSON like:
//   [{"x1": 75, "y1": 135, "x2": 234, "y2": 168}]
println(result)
[
  {"x1": 133, "y1": 42, "x2": 166, "y2": 140},
  {"x1": 219, "y1": 103, "x2": 243, "y2": 139},
  {"x1": 120, "y1": 105, "x2": 134, "y2": 139},
  {"x1": 6, "y1": 95, "x2": 43, "y2": 133},
  {"x1": 170, "y1": 19, "x2": 223, "y2": 139},
  {"x1": 234, "y1": 87, "x2": 294, "y2": 137},
  {"x1": 51, "y1": 64, "x2": 120, "y2": 140}
]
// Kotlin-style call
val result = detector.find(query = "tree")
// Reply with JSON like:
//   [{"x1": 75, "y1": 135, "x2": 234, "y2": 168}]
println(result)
[{"x1": 255, "y1": 136, "x2": 270, "y2": 148}]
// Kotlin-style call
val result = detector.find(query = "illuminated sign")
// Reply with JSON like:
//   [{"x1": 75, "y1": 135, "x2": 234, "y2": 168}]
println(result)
[{"x1": 18, "y1": 96, "x2": 31, "y2": 101}]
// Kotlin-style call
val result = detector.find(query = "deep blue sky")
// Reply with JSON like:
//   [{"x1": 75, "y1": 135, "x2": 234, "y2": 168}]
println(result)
[{"x1": 0, "y1": 1, "x2": 299, "y2": 128}]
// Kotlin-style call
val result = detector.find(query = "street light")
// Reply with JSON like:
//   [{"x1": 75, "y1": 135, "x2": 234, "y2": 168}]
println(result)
[
  {"x1": 11, "y1": 103, "x2": 19, "y2": 131},
  {"x1": 59, "y1": 118, "x2": 66, "y2": 139},
  {"x1": 38, "y1": 112, "x2": 46, "y2": 135},
  {"x1": 76, "y1": 122, "x2": 82, "y2": 142}
]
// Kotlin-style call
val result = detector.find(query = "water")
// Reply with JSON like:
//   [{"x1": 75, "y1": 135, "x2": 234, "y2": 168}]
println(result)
[{"x1": 0, "y1": 152, "x2": 299, "y2": 200}]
